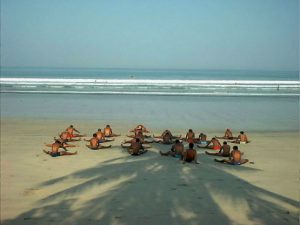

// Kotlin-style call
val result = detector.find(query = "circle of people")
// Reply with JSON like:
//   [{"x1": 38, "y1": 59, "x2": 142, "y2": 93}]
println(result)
[{"x1": 43, "y1": 125, "x2": 250, "y2": 165}]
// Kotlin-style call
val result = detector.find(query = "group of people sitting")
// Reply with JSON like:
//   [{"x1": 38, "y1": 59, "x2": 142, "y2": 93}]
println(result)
[
  {"x1": 157, "y1": 128, "x2": 250, "y2": 165},
  {"x1": 43, "y1": 125, "x2": 118, "y2": 156},
  {"x1": 43, "y1": 125, "x2": 250, "y2": 165}
]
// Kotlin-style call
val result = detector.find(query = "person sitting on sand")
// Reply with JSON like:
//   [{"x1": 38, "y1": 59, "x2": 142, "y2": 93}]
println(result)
[
  {"x1": 198, "y1": 133, "x2": 207, "y2": 144},
  {"x1": 129, "y1": 124, "x2": 151, "y2": 138},
  {"x1": 205, "y1": 141, "x2": 231, "y2": 157},
  {"x1": 214, "y1": 146, "x2": 248, "y2": 165},
  {"x1": 130, "y1": 124, "x2": 150, "y2": 133},
  {"x1": 198, "y1": 137, "x2": 221, "y2": 150},
  {"x1": 183, "y1": 143, "x2": 199, "y2": 164},
  {"x1": 66, "y1": 125, "x2": 86, "y2": 139},
  {"x1": 154, "y1": 130, "x2": 181, "y2": 144},
  {"x1": 230, "y1": 131, "x2": 250, "y2": 144},
  {"x1": 95, "y1": 129, "x2": 114, "y2": 143},
  {"x1": 215, "y1": 128, "x2": 234, "y2": 140},
  {"x1": 85, "y1": 133, "x2": 112, "y2": 150},
  {"x1": 55, "y1": 131, "x2": 81, "y2": 143},
  {"x1": 121, "y1": 138, "x2": 150, "y2": 156},
  {"x1": 125, "y1": 131, "x2": 153, "y2": 144},
  {"x1": 104, "y1": 125, "x2": 120, "y2": 137},
  {"x1": 154, "y1": 130, "x2": 173, "y2": 144},
  {"x1": 43, "y1": 140, "x2": 77, "y2": 157},
  {"x1": 160, "y1": 139, "x2": 184, "y2": 158},
  {"x1": 44, "y1": 141, "x2": 77, "y2": 148},
  {"x1": 185, "y1": 129, "x2": 198, "y2": 144}
]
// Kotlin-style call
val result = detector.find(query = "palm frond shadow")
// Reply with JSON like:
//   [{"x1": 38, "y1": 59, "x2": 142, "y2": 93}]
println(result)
[{"x1": 3, "y1": 152, "x2": 298, "y2": 225}]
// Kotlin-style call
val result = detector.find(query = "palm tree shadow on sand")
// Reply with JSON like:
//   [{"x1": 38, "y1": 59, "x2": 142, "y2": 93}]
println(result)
[{"x1": 2, "y1": 149, "x2": 298, "y2": 225}]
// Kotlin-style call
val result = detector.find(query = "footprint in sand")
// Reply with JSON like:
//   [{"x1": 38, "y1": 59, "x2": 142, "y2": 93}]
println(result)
[{"x1": 23, "y1": 188, "x2": 41, "y2": 196}]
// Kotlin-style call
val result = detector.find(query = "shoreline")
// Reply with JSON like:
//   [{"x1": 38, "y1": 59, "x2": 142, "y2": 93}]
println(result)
[{"x1": 1, "y1": 117, "x2": 299, "y2": 225}]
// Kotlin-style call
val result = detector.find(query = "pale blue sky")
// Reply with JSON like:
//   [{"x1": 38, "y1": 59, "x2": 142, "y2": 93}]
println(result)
[{"x1": 1, "y1": 0, "x2": 299, "y2": 70}]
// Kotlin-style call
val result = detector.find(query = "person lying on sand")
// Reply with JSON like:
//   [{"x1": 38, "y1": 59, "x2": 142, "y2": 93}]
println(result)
[
  {"x1": 183, "y1": 143, "x2": 199, "y2": 164},
  {"x1": 214, "y1": 146, "x2": 249, "y2": 165},
  {"x1": 230, "y1": 131, "x2": 250, "y2": 144},
  {"x1": 66, "y1": 125, "x2": 86, "y2": 139},
  {"x1": 43, "y1": 140, "x2": 77, "y2": 157},
  {"x1": 55, "y1": 131, "x2": 81, "y2": 143},
  {"x1": 198, "y1": 137, "x2": 221, "y2": 150},
  {"x1": 104, "y1": 125, "x2": 121, "y2": 137},
  {"x1": 125, "y1": 131, "x2": 153, "y2": 144},
  {"x1": 85, "y1": 133, "x2": 112, "y2": 150},
  {"x1": 160, "y1": 139, "x2": 184, "y2": 158},
  {"x1": 184, "y1": 129, "x2": 198, "y2": 144},
  {"x1": 215, "y1": 128, "x2": 235, "y2": 140},
  {"x1": 205, "y1": 141, "x2": 231, "y2": 157},
  {"x1": 121, "y1": 138, "x2": 150, "y2": 156},
  {"x1": 94, "y1": 129, "x2": 114, "y2": 143}
]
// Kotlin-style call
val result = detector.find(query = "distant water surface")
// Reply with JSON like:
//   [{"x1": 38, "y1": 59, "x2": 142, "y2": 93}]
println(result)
[{"x1": 1, "y1": 67, "x2": 299, "y2": 96}]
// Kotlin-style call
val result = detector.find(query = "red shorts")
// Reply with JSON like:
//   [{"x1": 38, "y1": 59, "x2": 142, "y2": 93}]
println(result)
[
  {"x1": 213, "y1": 145, "x2": 221, "y2": 150},
  {"x1": 67, "y1": 133, "x2": 74, "y2": 139}
]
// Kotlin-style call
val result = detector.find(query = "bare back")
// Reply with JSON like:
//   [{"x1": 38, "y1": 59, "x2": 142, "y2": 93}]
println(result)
[
  {"x1": 212, "y1": 139, "x2": 221, "y2": 147},
  {"x1": 96, "y1": 131, "x2": 105, "y2": 140},
  {"x1": 172, "y1": 143, "x2": 184, "y2": 155},
  {"x1": 51, "y1": 142, "x2": 61, "y2": 153},
  {"x1": 90, "y1": 137, "x2": 99, "y2": 148},
  {"x1": 231, "y1": 150, "x2": 242, "y2": 163},
  {"x1": 221, "y1": 144, "x2": 231, "y2": 156},
  {"x1": 104, "y1": 127, "x2": 112, "y2": 136},
  {"x1": 60, "y1": 131, "x2": 68, "y2": 140},
  {"x1": 225, "y1": 130, "x2": 233, "y2": 138},
  {"x1": 186, "y1": 148, "x2": 196, "y2": 161},
  {"x1": 131, "y1": 142, "x2": 143, "y2": 154},
  {"x1": 239, "y1": 134, "x2": 248, "y2": 142}
]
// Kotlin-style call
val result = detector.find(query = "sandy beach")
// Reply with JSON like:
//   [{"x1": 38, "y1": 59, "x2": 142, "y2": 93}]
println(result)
[{"x1": 1, "y1": 118, "x2": 298, "y2": 225}]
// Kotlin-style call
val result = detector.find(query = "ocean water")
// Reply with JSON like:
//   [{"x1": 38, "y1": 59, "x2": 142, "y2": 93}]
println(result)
[
  {"x1": 0, "y1": 68, "x2": 299, "y2": 132},
  {"x1": 0, "y1": 67, "x2": 299, "y2": 96}
]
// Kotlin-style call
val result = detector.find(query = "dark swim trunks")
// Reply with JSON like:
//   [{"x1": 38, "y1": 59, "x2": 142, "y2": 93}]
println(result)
[
  {"x1": 50, "y1": 152, "x2": 61, "y2": 157},
  {"x1": 228, "y1": 161, "x2": 241, "y2": 165},
  {"x1": 185, "y1": 158, "x2": 193, "y2": 162}
]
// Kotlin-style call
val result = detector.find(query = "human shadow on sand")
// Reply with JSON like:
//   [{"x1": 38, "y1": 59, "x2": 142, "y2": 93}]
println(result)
[{"x1": 2, "y1": 149, "x2": 298, "y2": 225}]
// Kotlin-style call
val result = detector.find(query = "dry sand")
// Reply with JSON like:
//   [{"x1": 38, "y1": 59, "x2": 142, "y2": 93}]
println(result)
[{"x1": 1, "y1": 118, "x2": 299, "y2": 225}]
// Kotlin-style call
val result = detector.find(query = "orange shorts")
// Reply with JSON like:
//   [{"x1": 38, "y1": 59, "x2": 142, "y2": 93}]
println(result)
[
  {"x1": 67, "y1": 133, "x2": 74, "y2": 139},
  {"x1": 213, "y1": 145, "x2": 221, "y2": 150}
]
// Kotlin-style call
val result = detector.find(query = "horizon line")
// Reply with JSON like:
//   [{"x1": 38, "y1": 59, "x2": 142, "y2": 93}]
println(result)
[{"x1": 0, "y1": 66, "x2": 299, "y2": 73}]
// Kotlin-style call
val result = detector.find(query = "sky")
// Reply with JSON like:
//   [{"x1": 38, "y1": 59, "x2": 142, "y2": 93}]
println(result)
[{"x1": 1, "y1": 0, "x2": 299, "y2": 71}]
